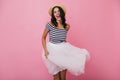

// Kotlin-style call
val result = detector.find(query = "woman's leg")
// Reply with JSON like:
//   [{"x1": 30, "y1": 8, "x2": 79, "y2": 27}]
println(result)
[
  {"x1": 53, "y1": 72, "x2": 61, "y2": 80},
  {"x1": 60, "y1": 69, "x2": 67, "y2": 80}
]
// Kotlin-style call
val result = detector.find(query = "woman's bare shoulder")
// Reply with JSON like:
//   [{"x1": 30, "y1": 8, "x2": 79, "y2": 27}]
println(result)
[{"x1": 66, "y1": 23, "x2": 70, "y2": 31}]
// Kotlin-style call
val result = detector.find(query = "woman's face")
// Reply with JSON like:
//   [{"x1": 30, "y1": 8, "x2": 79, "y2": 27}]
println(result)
[{"x1": 53, "y1": 7, "x2": 61, "y2": 21}]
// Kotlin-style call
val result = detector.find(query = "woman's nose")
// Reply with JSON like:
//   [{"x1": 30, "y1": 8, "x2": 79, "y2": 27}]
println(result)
[{"x1": 56, "y1": 13, "x2": 59, "y2": 15}]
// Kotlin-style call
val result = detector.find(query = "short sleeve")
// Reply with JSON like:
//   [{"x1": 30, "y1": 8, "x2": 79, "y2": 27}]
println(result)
[{"x1": 45, "y1": 23, "x2": 51, "y2": 31}]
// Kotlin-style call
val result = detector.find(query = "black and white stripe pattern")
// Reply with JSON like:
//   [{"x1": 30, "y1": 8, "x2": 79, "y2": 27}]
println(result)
[{"x1": 46, "y1": 22, "x2": 67, "y2": 44}]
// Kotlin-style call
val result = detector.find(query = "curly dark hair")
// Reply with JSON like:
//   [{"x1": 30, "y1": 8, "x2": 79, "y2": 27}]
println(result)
[{"x1": 51, "y1": 6, "x2": 67, "y2": 29}]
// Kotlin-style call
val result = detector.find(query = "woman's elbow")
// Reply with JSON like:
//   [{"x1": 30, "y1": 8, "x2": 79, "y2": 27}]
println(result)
[{"x1": 41, "y1": 36, "x2": 46, "y2": 41}]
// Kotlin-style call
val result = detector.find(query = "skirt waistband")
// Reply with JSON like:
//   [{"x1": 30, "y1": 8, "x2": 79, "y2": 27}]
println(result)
[{"x1": 50, "y1": 41, "x2": 66, "y2": 44}]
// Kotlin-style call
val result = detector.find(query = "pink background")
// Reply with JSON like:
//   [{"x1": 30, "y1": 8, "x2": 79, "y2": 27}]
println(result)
[{"x1": 0, "y1": 0, "x2": 120, "y2": 80}]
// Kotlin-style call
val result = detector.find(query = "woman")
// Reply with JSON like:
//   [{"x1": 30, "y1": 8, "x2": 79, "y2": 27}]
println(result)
[{"x1": 41, "y1": 3, "x2": 90, "y2": 80}]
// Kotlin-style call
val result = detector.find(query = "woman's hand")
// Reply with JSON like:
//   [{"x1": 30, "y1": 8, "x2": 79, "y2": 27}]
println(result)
[
  {"x1": 65, "y1": 40, "x2": 67, "y2": 42},
  {"x1": 44, "y1": 50, "x2": 49, "y2": 58}
]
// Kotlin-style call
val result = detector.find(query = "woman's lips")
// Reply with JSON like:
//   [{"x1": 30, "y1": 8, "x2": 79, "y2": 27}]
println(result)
[{"x1": 56, "y1": 16, "x2": 60, "y2": 18}]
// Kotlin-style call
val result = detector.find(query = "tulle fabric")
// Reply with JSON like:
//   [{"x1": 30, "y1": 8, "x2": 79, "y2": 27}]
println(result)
[{"x1": 42, "y1": 42, "x2": 90, "y2": 76}]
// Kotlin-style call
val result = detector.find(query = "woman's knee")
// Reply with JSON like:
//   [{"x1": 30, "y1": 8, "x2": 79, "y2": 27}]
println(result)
[
  {"x1": 60, "y1": 69, "x2": 67, "y2": 80},
  {"x1": 53, "y1": 72, "x2": 61, "y2": 80}
]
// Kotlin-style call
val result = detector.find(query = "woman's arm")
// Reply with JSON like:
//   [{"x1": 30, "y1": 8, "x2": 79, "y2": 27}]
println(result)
[
  {"x1": 65, "y1": 24, "x2": 70, "y2": 42},
  {"x1": 66, "y1": 24, "x2": 70, "y2": 31},
  {"x1": 41, "y1": 28, "x2": 49, "y2": 58}
]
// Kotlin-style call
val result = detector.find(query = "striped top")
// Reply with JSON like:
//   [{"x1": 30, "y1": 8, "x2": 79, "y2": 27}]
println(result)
[{"x1": 45, "y1": 22, "x2": 68, "y2": 44}]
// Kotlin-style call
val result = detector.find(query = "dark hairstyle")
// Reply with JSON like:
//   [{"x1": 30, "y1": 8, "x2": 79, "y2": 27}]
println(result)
[{"x1": 51, "y1": 6, "x2": 67, "y2": 29}]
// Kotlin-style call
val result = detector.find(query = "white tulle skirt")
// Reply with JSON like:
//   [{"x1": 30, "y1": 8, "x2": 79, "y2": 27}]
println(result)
[{"x1": 41, "y1": 41, "x2": 90, "y2": 76}]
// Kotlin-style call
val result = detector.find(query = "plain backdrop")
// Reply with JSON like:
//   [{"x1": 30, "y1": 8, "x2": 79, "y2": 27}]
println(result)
[{"x1": 0, "y1": 0, "x2": 120, "y2": 80}]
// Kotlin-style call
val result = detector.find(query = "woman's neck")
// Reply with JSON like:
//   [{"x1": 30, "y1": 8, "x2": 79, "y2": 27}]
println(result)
[{"x1": 57, "y1": 20, "x2": 62, "y2": 25}]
